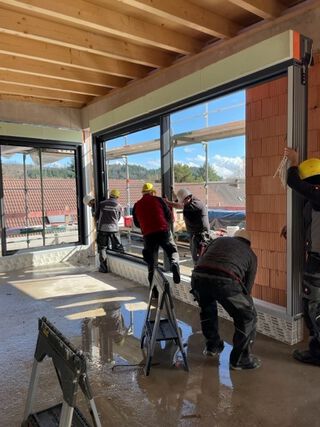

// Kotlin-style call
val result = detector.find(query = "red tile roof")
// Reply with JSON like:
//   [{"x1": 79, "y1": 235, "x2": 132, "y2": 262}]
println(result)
[{"x1": 3, "y1": 178, "x2": 245, "y2": 229}]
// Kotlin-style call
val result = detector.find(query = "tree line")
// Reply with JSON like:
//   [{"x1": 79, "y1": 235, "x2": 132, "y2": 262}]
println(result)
[
  {"x1": 108, "y1": 162, "x2": 221, "y2": 182},
  {"x1": 2, "y1": 162, "x2": 221, "y2": 182}
]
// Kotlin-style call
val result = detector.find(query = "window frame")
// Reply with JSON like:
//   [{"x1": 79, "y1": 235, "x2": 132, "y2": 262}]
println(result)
[{"x1": 0, "y1": 136, "x2": 85, "y2": 256}]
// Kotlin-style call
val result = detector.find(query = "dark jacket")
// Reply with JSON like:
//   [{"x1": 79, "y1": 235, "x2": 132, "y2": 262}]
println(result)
[
  {"x1": 195, "y1": 236, "x2": 257, "y2": 293},
  {"x1": 183, "y1": 197, "x2": 210, "y2": 234},
  {"x1": 287, "y1": 166, "x2": 320, "y2": 253},
  {"x1": 132, "y1": 194, "x2": 172, "y2": 236},
  {"x1": 97, "y1": 197, "x2": 122, "y2": 232}
]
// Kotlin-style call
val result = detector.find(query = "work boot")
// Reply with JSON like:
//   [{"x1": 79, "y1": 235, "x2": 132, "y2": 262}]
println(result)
[
  {"x1": 230, "y1": 355, "x2": 261, "y2": 370},
  {"x1": 203, "y1": 340, "x2": 224, "y2": 357},
  {"x1": 99, "y1": 262, "x2": 109, "y2": 273},
  {"x1": 171, "y1": 262, "x2": 180, "y2": 284},
  {"x1": 293, "y1": 349, "x2": 320, "y2": 366}
]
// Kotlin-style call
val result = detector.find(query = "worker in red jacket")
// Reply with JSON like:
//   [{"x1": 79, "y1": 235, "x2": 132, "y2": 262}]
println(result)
[{"x1": 132, "y1": 182, "x2": 180, "y2": 286}]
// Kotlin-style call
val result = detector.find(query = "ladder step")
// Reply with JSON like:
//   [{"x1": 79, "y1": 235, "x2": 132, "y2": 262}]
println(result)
[
  {"x1": 146, "y1": 319, "x2": 178, "y2": 341},
  {"x1": 23, "y1": 403, "x2": 90, "y2": 427}
]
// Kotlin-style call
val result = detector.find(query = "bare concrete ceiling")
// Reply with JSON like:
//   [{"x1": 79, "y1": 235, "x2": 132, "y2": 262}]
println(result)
[{"x1": 0, "y1": 0, "x2": 311, "y2": 109}]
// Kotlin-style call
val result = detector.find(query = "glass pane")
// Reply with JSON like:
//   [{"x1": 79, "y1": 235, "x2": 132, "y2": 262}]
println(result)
[
  {"x1": 104, "y1": 126, "x2": 161, "y2": 258},
  {"x1": 171, "y1": 92, "x2": 246, "y2": 276},
  {"x1": 1, "y1": 146, "x2": 44, "y2": 251},
  {"x1": 42, "y1": 149, "x2": 79, "y2": 246}
]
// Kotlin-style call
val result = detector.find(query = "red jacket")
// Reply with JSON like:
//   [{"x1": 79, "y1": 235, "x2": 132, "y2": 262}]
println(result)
[{"x1": 132, "y1": 194, "x2": 172, "y2": 236}]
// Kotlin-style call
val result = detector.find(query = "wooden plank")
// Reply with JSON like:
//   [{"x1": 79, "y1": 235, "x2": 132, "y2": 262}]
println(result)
[
  {"x1": 116, "y1": 0, "x2": 242, "y2": 38},
  {"x1": 0, "y1": 82, "x2": 91, "y2": 104},
  {"x1": 0, "y1": 70, "x2": 109, "y2": 96},
  {"x1": 0, "y1": 33, "x2": 152, "y2": 79},
  {"x1": 1, "y1": 0, "x2": 202, "y2": 54},
  {"x1": 0, "y1": 53, "x2": 129, "y2": 87},
  {"x1": 0, "y1": 7, "x2": 175, "y2": 67},
  {"x1": 228, "y1": 0, "x2": 285, "y2": 19},
  {"x1": 0, "y1": 93, "x2": 83, "y2": 108}
]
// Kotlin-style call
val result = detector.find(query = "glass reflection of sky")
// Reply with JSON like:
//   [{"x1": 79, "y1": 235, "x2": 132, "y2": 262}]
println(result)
[
  {"x1": 218, "y1": 342, "x2": 233, "y2": 389},
  {"x1": 120, "y1": 301, "x2": 233, "y2": 390},
  {"x1": 120, "y1": 304, "x2": 192, "y2": 343},
  {"x1": 104, "y1": 91, "x2": 245, "y2": 175}
]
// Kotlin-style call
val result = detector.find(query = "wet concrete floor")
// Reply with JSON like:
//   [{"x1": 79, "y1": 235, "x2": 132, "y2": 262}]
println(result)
[{"x1": 0, "y1": 264, "x2": 319, "y2": 427}]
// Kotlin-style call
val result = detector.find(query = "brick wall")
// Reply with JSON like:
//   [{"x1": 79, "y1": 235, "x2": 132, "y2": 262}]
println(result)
[
  {"x1": 246, "y1": 76, "x2": 288, "y2": 306},
  {"x1": 246, "y1": 53, "x2": 320, "y2": 306}
]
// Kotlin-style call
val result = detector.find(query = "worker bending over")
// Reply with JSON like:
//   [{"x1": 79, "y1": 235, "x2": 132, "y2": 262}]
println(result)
[{"x1": 191, "y1": 229, "x2": 260, "y2": 370}]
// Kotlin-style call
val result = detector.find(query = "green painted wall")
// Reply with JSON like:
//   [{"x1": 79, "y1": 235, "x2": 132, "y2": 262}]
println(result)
[{"x1": 0, "y1": 122, "x2": 82, "y2": 143}]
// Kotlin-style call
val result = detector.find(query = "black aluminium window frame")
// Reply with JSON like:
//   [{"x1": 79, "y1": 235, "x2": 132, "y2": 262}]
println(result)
[
  {"x1": 92, "y1": 61, "x2": 294, "y2": 267},
  {"x1": 0, "y1": 135, "x2": 86, "y2": 256},
  {"x1": 93, "y1": 60, "x2": 295, "y2": 203},
  {"x1": 91, "y1": 36, "x2": 312, "y2": 312}
]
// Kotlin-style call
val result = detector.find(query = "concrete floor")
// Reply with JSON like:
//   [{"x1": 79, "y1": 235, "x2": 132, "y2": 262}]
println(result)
[{"x1": 0, "y1": 264, "x2": 319, "y2": 427}]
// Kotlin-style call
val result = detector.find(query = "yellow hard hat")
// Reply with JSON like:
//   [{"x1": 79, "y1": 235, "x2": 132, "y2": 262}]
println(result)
[
  {"x1": 142, "y1": 182, "x2": 154, "y2": 193},
  {"x1": 110, "y1": 189, "x2": 120, "y2": 198},
  {"x1": 298, "y1": 158, "x2": 320, "y2": 180}
]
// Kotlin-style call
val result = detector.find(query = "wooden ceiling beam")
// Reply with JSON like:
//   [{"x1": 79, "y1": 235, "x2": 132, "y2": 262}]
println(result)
[
  {"x1": 0, "y1": 53, "x2": 130, "y2": 87},
  {"x1": 0, "y1": 7, "x2": 174, "y2": 68},
  {"x1": 1, "y1": 0, "x2": 202, "y2": 54},
  {"x1": 0, "y1": 33, "x2": 151, "y2": 79},
  {"x1": 116, "y1": 0, "x2": 242, "y2": 38},
  {"x1": 0, "y1": 93, "x2": 84, "y2": 108},
  {"x1": 0, "y1": 70, "x2": 109, "y2": 96},
  {"x1": 0, "y1": 81, "x2": 91, "y2": 104},
  {"x1": 228, "y1": 0, "x2": 285, "y2": 19}
]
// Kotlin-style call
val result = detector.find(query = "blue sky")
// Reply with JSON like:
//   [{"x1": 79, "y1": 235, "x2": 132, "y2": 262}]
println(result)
[
  {"x1": 1, "y1": 92, "x2": 245, "y2": 179},
  {"x1": 107, "y1": 91, "x2": 245, "y2": 179}
]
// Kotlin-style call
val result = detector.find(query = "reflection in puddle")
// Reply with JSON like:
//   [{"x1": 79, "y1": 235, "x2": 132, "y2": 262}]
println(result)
[
  {"x1": 82, "y1": 302, "x2": 129, "y2": 365},
  {"x1": 81, "y1": 298, "x2": 234, "y2": 422}
]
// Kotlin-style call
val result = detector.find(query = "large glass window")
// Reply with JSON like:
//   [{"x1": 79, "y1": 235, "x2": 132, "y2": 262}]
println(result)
[
  {"x1": 103, "y1": 125, "x2": 161, "y2": 257},
  {"x1": 0, "y1": 143, "x2": 81, "y2": 254},
  {"x1": 170, "y1": 93, "x2": 246, "y2": 272}
]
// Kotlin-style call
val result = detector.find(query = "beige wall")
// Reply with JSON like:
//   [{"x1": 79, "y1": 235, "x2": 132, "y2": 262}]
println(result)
[{"x1": 0, "y1": 99, "x2": 82, "y2": 131}]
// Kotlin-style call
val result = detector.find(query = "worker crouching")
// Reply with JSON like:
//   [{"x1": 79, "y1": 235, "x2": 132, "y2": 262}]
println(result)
[{"x1": 191, "y1": 229, "x2": 261, "y2": 370}]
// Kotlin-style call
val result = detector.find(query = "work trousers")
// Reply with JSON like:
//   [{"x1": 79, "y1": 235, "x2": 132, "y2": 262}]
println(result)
[
  {"x1": 97, "y1": 231, "x2": 124, "y2": 270},
  {"x1": 302, "y1": 253, "x2": 320, "y2": 359},
  {"x1": 191, "y1": 271, "x2": 257, "y2": 366},
  {"x1": 142, "y1": 230, "x2": 179, "y2": 286}
]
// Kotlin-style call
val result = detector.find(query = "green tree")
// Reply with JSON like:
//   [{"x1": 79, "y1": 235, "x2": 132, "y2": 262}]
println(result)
[
  {"x1": 194, "y1": 163, "x2": 222, "y2": 181},
  {"x1": 174, "y1": 164, "x2": 195, "y2": 182}
]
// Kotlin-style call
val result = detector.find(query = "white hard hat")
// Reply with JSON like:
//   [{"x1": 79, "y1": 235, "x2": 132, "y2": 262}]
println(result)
[
  {"x1": 83, "y1": 193, "x2": 94, "y2": 205},
  {"x1": 176, "y1": 188, "x2": 192, "y2": 203},
  {"x1": 234, "y1": 229, "x2": 251, "y2": 242}
]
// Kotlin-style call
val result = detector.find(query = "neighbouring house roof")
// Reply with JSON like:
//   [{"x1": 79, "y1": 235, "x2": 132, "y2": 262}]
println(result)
[
  {"x1": 3, "y1": 178, "x2": 77, "y2": 229},
  {"x1": 108, "y1": 179, "x2": 245, "y2": 210},
  {"x1": 3, "y1": 178, "x2": 244, "y2": 230}
]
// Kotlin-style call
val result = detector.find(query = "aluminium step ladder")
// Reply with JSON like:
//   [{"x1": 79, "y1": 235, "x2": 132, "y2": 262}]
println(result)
[
  {"x1": 21, "y1": 317, "x2": 102, "y2": 427},
  {"x1": 140, "y1": 268, "x2": 189, "y2": 376}
]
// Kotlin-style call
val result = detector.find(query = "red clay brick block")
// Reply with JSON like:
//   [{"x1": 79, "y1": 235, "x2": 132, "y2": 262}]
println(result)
[
  {"x1": 278, "y1": 94, "x2": 288, "y2": 115},
  {"x1": 262, "y1": 97, "x2": 279, "y2": 118},
  {"x1": 308, "y1": 108, "x2": 320, "y2": 131},
  {"x1": 270, "y1": 270, "x2": 287, "y2": 290},
  {"x1": 255, "y1": 267, "x2": 270, "y2": 287},
  {"x1": 261, "y1": 136, "x2": 279, "y2": 157}
]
